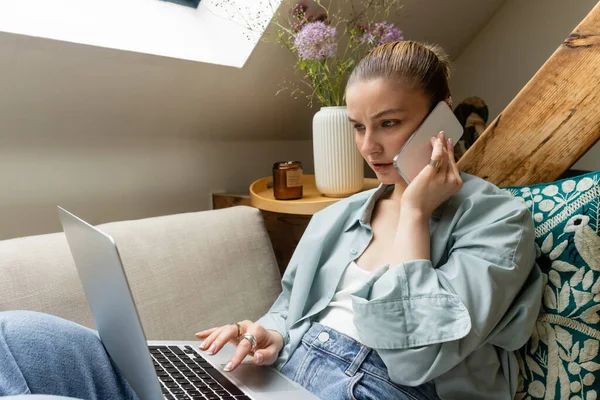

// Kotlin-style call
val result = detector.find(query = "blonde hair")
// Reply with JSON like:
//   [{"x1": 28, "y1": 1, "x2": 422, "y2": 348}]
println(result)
[{"x1": 347, "y1": 41, "x2": 452, "y2": 109}]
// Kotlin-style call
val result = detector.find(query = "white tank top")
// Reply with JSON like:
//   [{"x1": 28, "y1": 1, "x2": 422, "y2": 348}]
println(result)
[{"x1": 317, "y1": 260, "x2": 370, "y2": 341}]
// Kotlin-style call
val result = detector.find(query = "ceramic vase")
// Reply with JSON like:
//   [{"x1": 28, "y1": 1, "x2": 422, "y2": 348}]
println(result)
[{"x1": 312, "y1": 106, "x2": 364, "y2": 197}]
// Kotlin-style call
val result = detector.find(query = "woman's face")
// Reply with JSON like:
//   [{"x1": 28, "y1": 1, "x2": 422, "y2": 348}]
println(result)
[{"x1": 346, "y1": 78, "x2": 430, "y2": 185}]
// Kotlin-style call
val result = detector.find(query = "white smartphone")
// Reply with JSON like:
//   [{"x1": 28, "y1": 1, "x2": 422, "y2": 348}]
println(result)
[{"x1": 392, "y1": 101, "x2": 463, "y2": 183}]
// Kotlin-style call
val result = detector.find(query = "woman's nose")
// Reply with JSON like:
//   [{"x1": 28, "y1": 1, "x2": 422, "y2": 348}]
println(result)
[{"x1": 361, "y1": 130, "x2": 380, "y2": 154}]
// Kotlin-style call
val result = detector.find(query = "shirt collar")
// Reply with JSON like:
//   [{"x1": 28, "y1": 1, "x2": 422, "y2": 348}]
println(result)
[{"x1": 343, "y1": 183, "x2": 448, "y2": 232}]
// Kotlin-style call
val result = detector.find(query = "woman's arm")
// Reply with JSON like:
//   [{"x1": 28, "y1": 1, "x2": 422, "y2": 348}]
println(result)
[
  {"x1": 351, "y1": 193, "x2": 543, "y2": 385},
  {"x1": 350, "y1": 133, "x2": 543, "y2": 385}
]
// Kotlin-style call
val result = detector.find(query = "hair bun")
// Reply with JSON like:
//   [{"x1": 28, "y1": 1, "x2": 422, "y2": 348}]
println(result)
[{"x1": 422, "y1": 43, "x2": 452, "y2": 81}]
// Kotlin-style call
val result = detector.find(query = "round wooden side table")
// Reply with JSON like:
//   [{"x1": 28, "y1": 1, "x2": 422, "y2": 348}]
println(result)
[{"x1": 249, "y1": 174, "x2": 380, "y2": 215}]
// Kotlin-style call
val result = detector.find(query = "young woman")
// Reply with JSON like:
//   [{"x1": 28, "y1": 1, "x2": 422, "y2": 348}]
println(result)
[{"x1": 0, "y1": 41, "x2": 543, "y2": 400}]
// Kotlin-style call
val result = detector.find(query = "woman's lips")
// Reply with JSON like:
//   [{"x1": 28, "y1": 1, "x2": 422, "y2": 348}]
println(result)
[{"x1": 372, "y1": 163, "x2": 393, "y2": 172}]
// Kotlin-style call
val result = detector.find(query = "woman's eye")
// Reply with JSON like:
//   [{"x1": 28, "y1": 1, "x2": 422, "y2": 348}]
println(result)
[
  {"x1": 382, "y1": 120, "x2": 399, "y2": 127},
  {"x1": 353, "y1": 124, "x2": 365, "y2": 131}
]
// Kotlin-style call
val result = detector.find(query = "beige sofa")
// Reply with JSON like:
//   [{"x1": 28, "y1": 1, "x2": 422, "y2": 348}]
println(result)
[{"x1": 0, "y1": 206, "x2": 283, "y2": 340}]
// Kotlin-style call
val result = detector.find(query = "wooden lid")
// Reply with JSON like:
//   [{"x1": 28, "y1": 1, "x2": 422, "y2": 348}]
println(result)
[{"x1": 250, "y1": 174, "x2": 380, "y2": 215}]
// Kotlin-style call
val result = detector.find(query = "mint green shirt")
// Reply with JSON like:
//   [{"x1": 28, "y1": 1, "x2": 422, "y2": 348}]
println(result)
[{"x1": 257, "y1": 173, "x2": 543, "y2": 400}]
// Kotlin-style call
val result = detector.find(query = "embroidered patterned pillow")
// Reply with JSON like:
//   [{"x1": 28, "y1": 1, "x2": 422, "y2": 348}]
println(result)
[{"x1": 501, "y1": 170, "x2": 600, "y2": 400}]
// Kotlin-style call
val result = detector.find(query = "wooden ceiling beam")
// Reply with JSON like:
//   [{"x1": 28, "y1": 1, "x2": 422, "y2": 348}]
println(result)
[{"x1": 457, "y1": 2, "x2": 600, "y2": 186}]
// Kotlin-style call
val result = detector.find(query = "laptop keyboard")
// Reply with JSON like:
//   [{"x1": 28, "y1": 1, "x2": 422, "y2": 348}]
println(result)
[{"x1": 149, "y1": 345, "x2": 252, "y2": 400}]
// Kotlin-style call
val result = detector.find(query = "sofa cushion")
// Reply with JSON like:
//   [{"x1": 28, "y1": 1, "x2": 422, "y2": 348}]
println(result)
[
  {"x1": 0, "y1": 206, "x2": 282, "y2": 340},
  {"x1": 501, "y1": 170, "x2": 600, "y2": 400}
]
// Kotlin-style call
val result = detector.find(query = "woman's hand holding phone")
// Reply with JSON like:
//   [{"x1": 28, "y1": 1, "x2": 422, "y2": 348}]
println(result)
[{"x1": 400, "y1": 131, "x2": 463, "y2": 218}]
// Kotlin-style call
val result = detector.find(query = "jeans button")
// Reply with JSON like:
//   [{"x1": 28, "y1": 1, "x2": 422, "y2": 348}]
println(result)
[{"x1": 318, "y1": 332, "x2": 330, "y2": 343}]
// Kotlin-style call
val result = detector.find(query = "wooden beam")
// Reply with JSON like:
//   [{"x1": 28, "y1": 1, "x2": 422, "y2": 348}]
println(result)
[{"x1": 457, "y1": 2, "x2": 600, "y2": 186}]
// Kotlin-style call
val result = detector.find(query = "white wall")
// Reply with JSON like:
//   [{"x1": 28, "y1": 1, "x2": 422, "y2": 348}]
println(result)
[
  {"x1": 0, "y1": 30, "x2": 316, "y2": 240},
  {"x1": 450, "y1": 0, "x2": 599, "y2": 171},
  {"x1": 0, "y1": 0, "x2": 511, "y2": 240},
  {"x1": 0, "y1": 136, "x2": 314, "y2": 240}
]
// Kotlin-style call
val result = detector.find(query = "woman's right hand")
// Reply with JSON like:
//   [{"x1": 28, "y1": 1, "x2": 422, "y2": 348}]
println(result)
[{"x1": 195, "y1": 320, "x2": 284, "y2": 372}]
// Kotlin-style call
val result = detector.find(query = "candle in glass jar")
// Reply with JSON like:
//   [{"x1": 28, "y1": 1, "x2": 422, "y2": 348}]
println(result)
[{"x1": 272, "y1": 161, "x2": 303, "y2": 200}]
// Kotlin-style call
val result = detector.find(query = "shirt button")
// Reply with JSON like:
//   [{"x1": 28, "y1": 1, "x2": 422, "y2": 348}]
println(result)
[
  {"x1": 318, "y1": 332, "x2": 330, "y2": 343},
  {"x1": 350, "y1": 248, "x2": 358, "y2": 255}
]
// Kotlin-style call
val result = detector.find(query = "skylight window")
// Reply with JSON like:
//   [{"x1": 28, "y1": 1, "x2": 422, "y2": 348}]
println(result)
[
  {"x1": 0, "y1": 0, "x2": 279, "y2": 68},
  {"x1": 161, "y1": 0, "x2": 201, "y2": 8}
]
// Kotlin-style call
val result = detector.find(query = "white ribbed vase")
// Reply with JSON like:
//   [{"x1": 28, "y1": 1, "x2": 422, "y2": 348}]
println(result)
[{"x1": 312, "y1": 106, "x2": 364, "y2": 197}]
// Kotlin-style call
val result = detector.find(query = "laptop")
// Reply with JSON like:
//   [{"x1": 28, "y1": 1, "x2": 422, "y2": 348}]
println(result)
[{"x1": 57, "y1": 206, "x2": 317, "y2": 400}]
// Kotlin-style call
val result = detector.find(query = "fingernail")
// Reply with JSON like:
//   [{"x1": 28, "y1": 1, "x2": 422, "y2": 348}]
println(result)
[
  {"x1": 224, "y1": 362, "x2": 233, "y2": 372},
  {"x1": 208, "y1": 344, "x2": 216, "y2": 354},
  {"x1": 255, "y1": 353, "x2": 264, "y2": 364},
  {"x1": 199, "y1": 342, "x2": 207, "y2": 350},
  {"x1": 448, "y1": 138, "x2": 453, "y2": 145}
]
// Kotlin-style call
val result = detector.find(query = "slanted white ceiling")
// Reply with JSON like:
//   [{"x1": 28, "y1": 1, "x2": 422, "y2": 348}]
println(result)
[{"x1": 0, "y1": 0, "x2": 507, "y2": 143}]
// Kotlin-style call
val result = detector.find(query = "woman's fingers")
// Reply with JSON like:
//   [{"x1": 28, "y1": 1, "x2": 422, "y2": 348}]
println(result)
[
  {"x1": 254, "y1": 343, "x2": 279, "y2": 366},
  {"x1": 198, "y1": 327, "x2": 223, "y2": 350},
  {"x1": 223, "y1": 335, "x2": 254, "y2": 371},
  {"x1": 195, "y1": 327, "x2": 218, "y2": 339},
  {"x1": 446, "y1": 137, "x2": 462, "y2": 181},
  {"x1": 430, "y1": 132, "x2": 449, "y2": 175},
  {"x1": 206, "y1": 324, "x2": 239, "y2": 355}
]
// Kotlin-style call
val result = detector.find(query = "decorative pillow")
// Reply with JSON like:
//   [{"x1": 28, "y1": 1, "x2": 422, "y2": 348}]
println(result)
[{"x1": 501, "y1": 170, "x2": 600, "y2": 400}]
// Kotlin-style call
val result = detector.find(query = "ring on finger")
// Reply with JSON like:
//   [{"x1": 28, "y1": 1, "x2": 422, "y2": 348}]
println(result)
[
  {"x1": 428, "y1": 159, "x2": 442, "y2": 169},
  {"x1": 240, "y1": 333, "x2": 257, "y2": 353},
  {"x1": 231, "y1": 322, "x2": 241, "y2": 338}
]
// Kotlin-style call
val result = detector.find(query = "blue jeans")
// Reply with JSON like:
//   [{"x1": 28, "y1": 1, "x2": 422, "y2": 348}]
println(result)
[
  {"x1": 0, "y1": 310, "x2": 138, "y2": 399},
  {"x1": 0, "y1": 312, "x2": 439, "y2": 400},
  {"x1": 281, "y1": 323, "x2": 440, "y2": 400}
]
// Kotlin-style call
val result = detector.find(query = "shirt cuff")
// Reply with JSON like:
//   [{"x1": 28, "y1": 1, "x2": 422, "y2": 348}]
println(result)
[{"x1": 351, "y1": 260, "x2": 471, "y2": 349}]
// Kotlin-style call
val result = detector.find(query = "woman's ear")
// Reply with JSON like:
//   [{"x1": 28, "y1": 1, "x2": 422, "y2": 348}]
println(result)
[{"x1": 445, "y1": 96, "x2": 453, "y2": 109}]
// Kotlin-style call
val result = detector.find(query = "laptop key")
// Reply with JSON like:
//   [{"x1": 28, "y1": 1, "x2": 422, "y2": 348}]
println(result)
[
  {"x1": 169, "y1": 346, "x2": 185, "y2": 354},
  {"x1": 204, "y1": 368, "x2": 244, "y2": 396}
]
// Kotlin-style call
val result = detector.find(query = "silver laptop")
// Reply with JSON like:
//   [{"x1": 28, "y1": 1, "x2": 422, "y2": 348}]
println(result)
[{"x1": 57, "y1": 206, "x2": 316, "y2": 400}]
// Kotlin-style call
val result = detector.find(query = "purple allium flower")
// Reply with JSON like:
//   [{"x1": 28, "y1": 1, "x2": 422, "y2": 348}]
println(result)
[
  {"x1": 359, "y1": 22, "x2": 404, "y2": 46},
  {"x1": 294, "y1": 21, "x2": 337, "y2": 61}
]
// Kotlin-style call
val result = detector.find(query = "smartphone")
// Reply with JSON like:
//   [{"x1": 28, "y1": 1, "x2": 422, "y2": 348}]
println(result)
[{"x1": 392, "y1": 101, "x2": 464, "y2": 183}]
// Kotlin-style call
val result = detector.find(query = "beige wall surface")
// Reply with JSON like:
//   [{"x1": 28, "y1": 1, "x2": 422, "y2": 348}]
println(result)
[
  {"x1": 0, "y1": 138, "x2": 314, "y2": 240},
  {"x1": 450, "y1": 0, "x2": 599, "y2": 172},
  {"x1": 0, "y1": 0, "x2": 507, "y2": 240},
  {"x1": 2, "y1": 0, "x2": 597, "y2": 241},
  {"x1": 0, "y1": 31, "x2": 316, "y2": 240}
]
